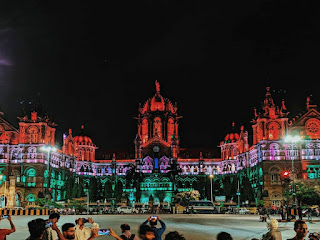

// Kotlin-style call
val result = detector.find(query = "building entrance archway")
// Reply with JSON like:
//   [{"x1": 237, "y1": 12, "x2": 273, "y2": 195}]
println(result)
[{"x1": 0, "y1": 195, "x2": 7, "y2": 208}]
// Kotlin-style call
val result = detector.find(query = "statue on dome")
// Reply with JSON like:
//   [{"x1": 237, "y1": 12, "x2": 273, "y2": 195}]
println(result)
[{"x1": 155, "y1": 80, "x2": 160, "y2": 93}]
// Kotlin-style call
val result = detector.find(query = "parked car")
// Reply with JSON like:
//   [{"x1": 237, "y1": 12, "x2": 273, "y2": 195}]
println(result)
[
  {"x1": 117, "y1": 206, "x2": 133, "y2": 214},
  {"x1": 239, "y1": 207, "x2": 250, "y2": 214},
  {"x1": 12, "y1": 207, "x2": 24, "y2": 210},
  {"x1": 132, "y1": 207, "x2": 148, "y2": 214}
]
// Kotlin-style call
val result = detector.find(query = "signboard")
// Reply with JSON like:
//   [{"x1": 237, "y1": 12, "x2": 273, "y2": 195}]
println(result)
[
  {"x1": 236, "y1": 192, "x2": 241, "y2": 196},
  {"x1": 215, "y1": 196, "x2": 226, "y2": 202}
]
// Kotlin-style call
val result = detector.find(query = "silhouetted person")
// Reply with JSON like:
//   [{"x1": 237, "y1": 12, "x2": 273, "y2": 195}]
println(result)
[
  {"x1": 217, "y1": 232, "x2": 233, "y2": 240},
  {"x1": 164, "y1": 231, "x2": 185, "y2": 240}
]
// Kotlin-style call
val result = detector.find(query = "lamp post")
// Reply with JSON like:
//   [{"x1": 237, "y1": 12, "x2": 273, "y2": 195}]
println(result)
[
  {"x1": 209, "y1": 174, "x2": 214, "y2": 203},
  {"x1": 284, "y1": 135, "x2": 300, "y2": 209},
  {"x1": 41, "y1": 146, "x2": 56, "y2": 209},
  {"x1": 0, "y1": 175, "x2": 6, "y2": 208}
]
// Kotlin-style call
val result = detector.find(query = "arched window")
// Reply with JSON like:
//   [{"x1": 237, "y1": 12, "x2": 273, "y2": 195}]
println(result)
[
  {"x1": 153, "y1": 117, "x2": 162, "y2": 138},
  {"x1": 25, "y1": 168, "x2": 36, "y2": 187},
  {"x1": 27, "y1": 127, "x2": 39, "y2": 144},
  {"x1": 270, "y1": 167, "x2": 280, "y2": 185},
  {"x1": 27, "y1": 147, "x2": 37, "y2": 159},
  {"x1": 142, "y1": 119, "x2": 148, "y2": 143},
  {"x1": 167, "y1": 118, "x2": 175, "y2": 142},
  {"x1": 26, "y1": 193, "x2": 35, "y2": 202},
  {"x1": 267, "y1": 122, "x2": 280, "y2": 140}
]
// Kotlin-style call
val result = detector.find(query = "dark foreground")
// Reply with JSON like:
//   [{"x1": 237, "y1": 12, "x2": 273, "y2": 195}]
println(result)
[{"x1": 1, "y1": 214, "x2": 319, "y2": 240}]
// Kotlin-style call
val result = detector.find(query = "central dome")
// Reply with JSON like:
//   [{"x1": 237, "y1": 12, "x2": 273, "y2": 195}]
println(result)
[
  {"x1": 224, "y1": 122, "x2": 240, "y2": 143},
  {"x1": 74, "y1": 125, "x2": 93, "y2": 145},
  {"x1": 140, "y1": 80, "x2": 176, "y2": 114}
]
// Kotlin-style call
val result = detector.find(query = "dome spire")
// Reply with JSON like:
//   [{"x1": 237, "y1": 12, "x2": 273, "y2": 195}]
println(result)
[{"x1": 155, "y1": 80, "x2": 160, "y2": 94}]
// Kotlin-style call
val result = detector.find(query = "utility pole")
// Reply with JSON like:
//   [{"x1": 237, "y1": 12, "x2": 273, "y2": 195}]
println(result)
[{"x1": 237, "y1": 180, "x2": 240, "y2": 208}]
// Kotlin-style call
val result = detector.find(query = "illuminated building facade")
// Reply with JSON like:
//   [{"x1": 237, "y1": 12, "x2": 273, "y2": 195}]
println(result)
[{"x1": 1, "y1": 83, "x2": 320, "y2": 208}]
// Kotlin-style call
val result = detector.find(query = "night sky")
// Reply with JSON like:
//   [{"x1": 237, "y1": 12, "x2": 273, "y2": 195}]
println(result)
[{"x1": 1, "y1": 1, "x2": 320, "y2": 153}]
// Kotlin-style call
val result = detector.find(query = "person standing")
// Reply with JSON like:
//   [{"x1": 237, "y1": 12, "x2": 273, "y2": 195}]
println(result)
[
  {"x1": 307, "y1": 208, "x2": 312, "y2": 223},
  {"x1": 46, "y1": 212, "x2": 61, "y2": 240},
  {"x1": 26, "y1": 218, "x2": 47, "y2": 240},
  {"x1": 298, "y1": 206, "x2": 303, "y2": 221},
  {"x1": 0, "y1": 215, "x2": 15, "y2": 240},
  {"x1": 287, "y1": 220, "x2": 308, "y2": 240},
  {"x1": 74, "y1": 217, "x2": 99, "y2": 240},
  {"x1": 142, "y1": 216, "x2": 166, "y2": 240},
  {"x1": 261, "y1": 218, "x2": 282, "y2": 240}
]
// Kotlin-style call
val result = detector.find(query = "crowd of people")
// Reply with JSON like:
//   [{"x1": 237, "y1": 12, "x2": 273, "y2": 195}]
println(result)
[{"x1": 0, "y1": 212, "x2": 319, "y2": 240}]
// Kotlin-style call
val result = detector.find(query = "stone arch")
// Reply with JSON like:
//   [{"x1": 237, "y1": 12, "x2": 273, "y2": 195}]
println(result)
[
  {"x1": 270, "y1": 191, "x2": 282, "y2": 207},
  {"x1": 15, "y1": 191, "x2": 23, "y2": 207},
  {"x1": 0, "y1": 195, "x2": 7, "y2": 208}
]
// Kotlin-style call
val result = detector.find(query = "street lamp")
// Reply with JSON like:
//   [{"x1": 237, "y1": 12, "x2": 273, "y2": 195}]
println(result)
[
  {"x1": 0, "y1": 175, "x2": 6, "y2": 208},
  {"x1": 284, "y1": 135, "x2": 301, "y2": 209},
  {"x1": 209, "y1": 174, "x2": 214, "y2": 203},
  {"x1": 41, "y1": 145, "x2": 56, "y2": 209}
]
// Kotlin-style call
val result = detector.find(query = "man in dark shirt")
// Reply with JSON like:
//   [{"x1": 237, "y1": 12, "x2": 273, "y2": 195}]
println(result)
[{"x1": 142, "y1": 216, "x2": 166, "y2": 240}]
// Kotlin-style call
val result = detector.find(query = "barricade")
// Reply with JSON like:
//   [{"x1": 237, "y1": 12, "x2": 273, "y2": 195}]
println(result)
[{"x1": 0, "y1": 209, "x2": 49, "y2": 216}]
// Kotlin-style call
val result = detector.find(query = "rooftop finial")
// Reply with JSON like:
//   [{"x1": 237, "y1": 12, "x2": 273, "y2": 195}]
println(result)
[{"x1": 155, "y1": 80, "x2": 160, "y2": 93}]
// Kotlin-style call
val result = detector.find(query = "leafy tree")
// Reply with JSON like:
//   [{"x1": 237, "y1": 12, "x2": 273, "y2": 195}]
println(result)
[
  {"x1": 296, "y1": 182, "x2": 320, "y2": 206},
  {"x1": 64, "y1": 174, "x2": 74, "y2": 200},
  {"x1": 166, "y1": 160, "x2": 182, "y2": 193},
  {"x1": 283, "y1": 180, "x2": 320, "y2": 206},
  {"x1": 175, "y1": 190, "x2": 200, "y2": 206},
  {"x1": 125, "y1": 164, "x2": 143, "y2": 202},
  {"x1": 104, "y1": 180, "x2": 113, "y2": 200},
  {"x1": 67, "y1": 198, "x2": 87, "y2": 212},
  {"x1": 35, "y1": 198, "x2": 63, "y2": 208},
  {"x1": 72, "y1": 177, "x2": 85, "y2": 198},
  {"x1": 89, "y1": 177, "x2": 98, "y2": 202},
  {"x1": 257, "y1": 200, "x2": 264, "y2": 207},
  {"x1": 240, "y1": 176, "x2": 255, "y2": 203},
  {"x1": 213, "y1": 178, "x2": 223, "y2": 196},
  {"x1": 115, "y1": 180, "x2": 123, "y2": 202}
]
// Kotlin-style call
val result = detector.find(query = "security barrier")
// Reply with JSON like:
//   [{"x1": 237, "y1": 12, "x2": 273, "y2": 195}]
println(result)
[{"x1": 0, "y1": 209, "x2": 49, "y2": 216}]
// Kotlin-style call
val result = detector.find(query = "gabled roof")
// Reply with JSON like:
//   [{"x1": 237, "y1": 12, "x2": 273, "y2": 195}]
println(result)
[
  {"x1": 0, "y1": 114, "x2": 19, "y2": 132},
  {"x1": 289, "y1": 108, "x2": 320, "y2": 127}
]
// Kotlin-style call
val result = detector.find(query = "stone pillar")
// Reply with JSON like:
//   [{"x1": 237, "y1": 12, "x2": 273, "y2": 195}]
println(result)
[{"x1": 7, "y1": 176, "x2": 16, "y2": 208}]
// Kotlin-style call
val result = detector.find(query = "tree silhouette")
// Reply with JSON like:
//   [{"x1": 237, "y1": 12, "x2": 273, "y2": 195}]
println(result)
[
  {"x1": 166, "y1": 160, "x2": 182, "y2": 194},
  {"x1": 125, "y1": 164, "x2": 143, "y2": 202},
  {"x1": 104, "y1": 180, "x2": 113, "y2": 200}
]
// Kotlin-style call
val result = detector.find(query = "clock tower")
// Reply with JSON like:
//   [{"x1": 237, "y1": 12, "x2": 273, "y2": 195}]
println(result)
[{"x1": 134, "y1": 80, "x2": 182, "y2": 172}]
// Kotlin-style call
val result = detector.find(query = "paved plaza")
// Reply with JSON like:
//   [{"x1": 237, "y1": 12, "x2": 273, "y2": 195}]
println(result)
[{"x1": 1, "y1": 214, "x2": 319, "y2": 240}]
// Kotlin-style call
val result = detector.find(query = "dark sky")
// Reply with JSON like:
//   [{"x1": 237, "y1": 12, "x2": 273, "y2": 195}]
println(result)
[{"x1": 1, "y1": 1, "x2": 320, "y2": 152}]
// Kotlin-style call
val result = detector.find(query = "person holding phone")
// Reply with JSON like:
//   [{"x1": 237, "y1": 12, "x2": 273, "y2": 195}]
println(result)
[
  {"x1": 46, "y1": 212, "x2": 61, "y2": 240},
  {"x1": 142, "y1": 216, "x2": 166, "y2": 240},
  {"x1": 0, "y1": 215, "x2": 15, "y2": 240},
  {"x1": 74, "y1": 217, "x2": 99, "y2": 240}
]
